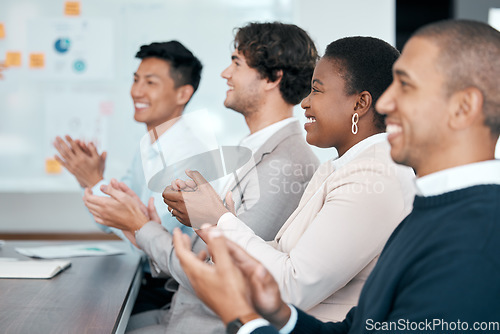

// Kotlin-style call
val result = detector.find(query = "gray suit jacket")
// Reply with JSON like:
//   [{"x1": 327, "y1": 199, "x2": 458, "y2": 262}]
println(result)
[{"x1": 135, "y1": 120, "x2": 319, "y2": 333}]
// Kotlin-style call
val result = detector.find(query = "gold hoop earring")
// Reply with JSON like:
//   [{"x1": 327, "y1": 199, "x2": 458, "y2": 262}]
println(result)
[{"x1": 351, "y1": 113, "x2": 359, "y2": 135}]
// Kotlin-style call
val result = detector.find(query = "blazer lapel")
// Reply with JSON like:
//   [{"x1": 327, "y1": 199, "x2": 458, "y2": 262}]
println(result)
[{"x1": 227, "y1": 121, "x2": 303, "y2": 192}]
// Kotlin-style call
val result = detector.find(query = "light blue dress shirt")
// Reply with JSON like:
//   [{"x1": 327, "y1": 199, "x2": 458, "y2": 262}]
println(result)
[{"x1": 92, "y1": 116, "x2": 221, "y2": 239}]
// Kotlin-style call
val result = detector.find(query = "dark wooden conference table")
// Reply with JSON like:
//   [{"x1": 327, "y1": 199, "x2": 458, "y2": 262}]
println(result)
[{"x1": 0, "y1": 241, "x2": 142, "y2": 334}]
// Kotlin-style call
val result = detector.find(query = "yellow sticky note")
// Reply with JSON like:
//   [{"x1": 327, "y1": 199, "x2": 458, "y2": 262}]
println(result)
[
  {"x1": 30, "y1": 53, "x2": 45, "y2": 69},
  {"x1": 5, "y1": 52, "x2": 21, "y2": 67},
  {"x1": 64, "y1": 1, "x2": 81, "y2": 16},
  {"x1": 46, "y1": 158, "x2": 62, "y2": 174},
  {"x1": 0, "y1": 23, "x2": 5, "y2": 39}
]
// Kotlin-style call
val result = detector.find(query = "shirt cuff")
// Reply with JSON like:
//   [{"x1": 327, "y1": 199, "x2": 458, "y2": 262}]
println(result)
[
  {"x1": 278, "y1": 305, "x2": 297, "y2": 334},
  {"x1": 217, "y1": 211, "x2": 236, "y2": 226},
  {"x1": 237, "y1": 318, "x2": 271, "y2": 334},
  {"x1": 91, "y1": 179, "x2": 108, "y2": 197}
]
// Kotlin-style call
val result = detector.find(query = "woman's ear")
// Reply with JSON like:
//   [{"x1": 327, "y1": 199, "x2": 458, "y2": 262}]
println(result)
[{"x1": 354, "y1": 91, "x2": 373, "y2": 117}]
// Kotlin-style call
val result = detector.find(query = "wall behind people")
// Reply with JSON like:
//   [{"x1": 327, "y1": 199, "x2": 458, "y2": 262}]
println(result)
[{"x1": 0, "y1": 0, "x2": 396, "y2": 234}]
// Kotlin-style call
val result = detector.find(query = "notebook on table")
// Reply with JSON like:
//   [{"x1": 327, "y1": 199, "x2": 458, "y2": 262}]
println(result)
[{"x1": 0, "y1": 259, "x2": 71, "y2": 279}]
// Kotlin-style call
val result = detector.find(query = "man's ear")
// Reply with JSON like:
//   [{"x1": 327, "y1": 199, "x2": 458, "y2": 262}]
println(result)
[
  {"x1": 354, "y1": 91, "x2": 373, "y2": 117},
  {"x1": 448, "y1": 87, "x2": 484, "y2": 130},
  {"x1": 264, "y1": 70, "x2": 283, "y2": 91},
  {"x1": 176, "y1": 85, "x2": 195, "y2": 106}
]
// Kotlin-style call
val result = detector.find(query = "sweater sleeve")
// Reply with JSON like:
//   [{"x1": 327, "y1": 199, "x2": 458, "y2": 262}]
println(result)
[
  {"x1": 385, "y1": 251, "x2": 500, "y2": 331},
  {"x1": 247, "y1": 303, "x2": 356, "y2": 333},
  {"x1": 291, "y1": 307, "x2": 354, "y2": 334}
]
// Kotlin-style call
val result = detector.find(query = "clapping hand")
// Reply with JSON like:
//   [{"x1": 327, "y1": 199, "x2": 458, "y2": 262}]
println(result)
[
  {"x1": 162, "y1": 170, "x2": 229, "y2": 229},
  {"x1": 173, "y1": 226, "x2": 291, "y2": 328},
  {"x1": 54, "y1": 135, "x2": 106, "y2": 188},
  {"x1": 83, "y1": 179, "x2": 160, "y2": 247}
]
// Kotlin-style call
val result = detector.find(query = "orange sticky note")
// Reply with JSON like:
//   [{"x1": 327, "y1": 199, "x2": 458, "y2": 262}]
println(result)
[
  {"x1": 30, "y1": 53, "x2": 45, "y2": 69},
  {"x1": 64, "y1": 1, "x2": 80, "y2": 16},
  {"x1": 0, "y1": 23, "x2": 5, "y2": 39},
  {"x1": 5, "y1": 52, "x2": 21, "y2": 67},
  {"x1": 46, "y1": 158, "x2": 62, "y2": 174}
]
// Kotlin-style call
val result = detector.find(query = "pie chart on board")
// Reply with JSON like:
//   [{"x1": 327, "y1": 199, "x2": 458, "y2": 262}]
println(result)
[{"x1": 54, "y1": 38, "x2": 71, "y2": 54}]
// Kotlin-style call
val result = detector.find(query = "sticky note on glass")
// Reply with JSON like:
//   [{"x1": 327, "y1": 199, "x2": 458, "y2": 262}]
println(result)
[
  {"x1": 45, "y1": 158, "x2": 62, "y2": 174},
  {"x1": 30, "y1": 53, "x2": 45, "y2": 69},
  {"x1": 5, "y1": 52, "x2": 21, "y2": 67},
  {"x1": 0, "y1": 23, "x2": 5, "y2": 39},
  {"x1": 64, "y1": 1, "x2": 80, "y2": 16}
]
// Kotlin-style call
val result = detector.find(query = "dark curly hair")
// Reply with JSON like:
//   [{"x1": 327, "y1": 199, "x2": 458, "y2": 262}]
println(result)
[
  {"x1": 234, "y1": 22, "x2": 318, "y2": 105},
  {"x1": 136, "y1": 41, "x2": 203, "y2": 94},
  {"x1": 324, "y1": 37, "x2": 400, "y2": 131}
]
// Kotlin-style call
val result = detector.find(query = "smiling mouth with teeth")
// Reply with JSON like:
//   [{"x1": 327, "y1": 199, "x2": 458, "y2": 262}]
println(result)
[
  {"x1": 306, "y1": 117, "x2": 316, "y2": 124},
  {"x1": 135, "y1": 102, "x2": 149, "y2": 108},
  {"x1": 386, "y1": 124, "x2": 402, "y2": 134}
]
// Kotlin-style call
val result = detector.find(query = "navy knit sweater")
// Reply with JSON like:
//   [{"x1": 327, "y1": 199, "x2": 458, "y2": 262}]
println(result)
[{"x1": 256, "y1": 185, "x2": 500, "y2": 334}]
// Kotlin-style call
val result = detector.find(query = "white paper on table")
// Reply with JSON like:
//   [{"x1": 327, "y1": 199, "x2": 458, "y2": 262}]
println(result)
[
  {"x1": 0, "y1": 260, "x2": 71, "y2": 279},
  {"x1": 15, "y1": 243, "x2": 124, "y2": 259}
]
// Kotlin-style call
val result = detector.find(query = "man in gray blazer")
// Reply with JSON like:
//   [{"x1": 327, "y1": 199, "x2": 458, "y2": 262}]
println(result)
[{"x1": 86, "y1": 22, "x2": 319, "y2": 333}]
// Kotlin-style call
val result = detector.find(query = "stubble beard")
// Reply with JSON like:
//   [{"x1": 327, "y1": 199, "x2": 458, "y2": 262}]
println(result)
[{"x1": 224, "y1": 89, "x2": 261, "y2": 117}]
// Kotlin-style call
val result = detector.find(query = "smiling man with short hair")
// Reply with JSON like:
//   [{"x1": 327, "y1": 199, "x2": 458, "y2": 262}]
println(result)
[{"x1": 54, "y1": 40, "x2": 206, "y2": 314}]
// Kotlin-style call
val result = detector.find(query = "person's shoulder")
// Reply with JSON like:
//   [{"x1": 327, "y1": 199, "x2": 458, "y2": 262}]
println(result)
[
  {"x1": 344, "y1": 141, "x2": 412, "y2": 176},
  {"x1": 272, "y1": 136, "x2": 318, "y2": 164},
  {"x1": 349, "y1": 140, "x2": 391, "y2": 164},
  {"x1": 260, "y1": 138, "x2": 319, "y2": 178},
  {"x1": 262, "y1": 121, "x2": 301, "y2": 147},
  {"x1": 259, "y1": 123, "x2": 319, "y2": 168},
  {"x1": 412, "y1": 186, "x2": 500, "y2": 261},
  {"x1": 270, "y1": 129, "x2": 318, "y2": 163}
]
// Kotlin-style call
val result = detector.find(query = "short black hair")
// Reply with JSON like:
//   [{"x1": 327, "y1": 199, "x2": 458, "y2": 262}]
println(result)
[
  {"x1": 324, "y1": 37, "x2": 400, "y2": 131},
  {"x1": 234, "y1": 22, "x2": 318, "y2": 105},
  {"x1": 413, "y1": 19, "x2": 500, "y2": 136},
  {"x1": 136, "y1": 41, "x2": 203, "y2": 94}
]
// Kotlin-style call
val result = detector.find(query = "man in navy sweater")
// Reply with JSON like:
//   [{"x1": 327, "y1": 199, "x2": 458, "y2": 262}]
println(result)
[{"x1": 172, "y1": 19, "x2": 500, "y2": 334}]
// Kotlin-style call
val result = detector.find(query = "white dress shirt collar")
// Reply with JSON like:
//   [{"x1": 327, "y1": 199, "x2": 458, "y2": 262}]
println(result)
[
  {"x1": 142, "y1": 116, "x2": 189, "y2": 156},
  {"x1": 331, "y1": 133, "x2": 387, "y2": 170},
  {"x1": 416, "y1": 160, "x2": 500, "y2": 197},
  {"x1": 139, "y1": 116, "x2": 210, "y2": 186},
  {"x1": 240, "y1": 118, "x2": 297, "y2": 153}
]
